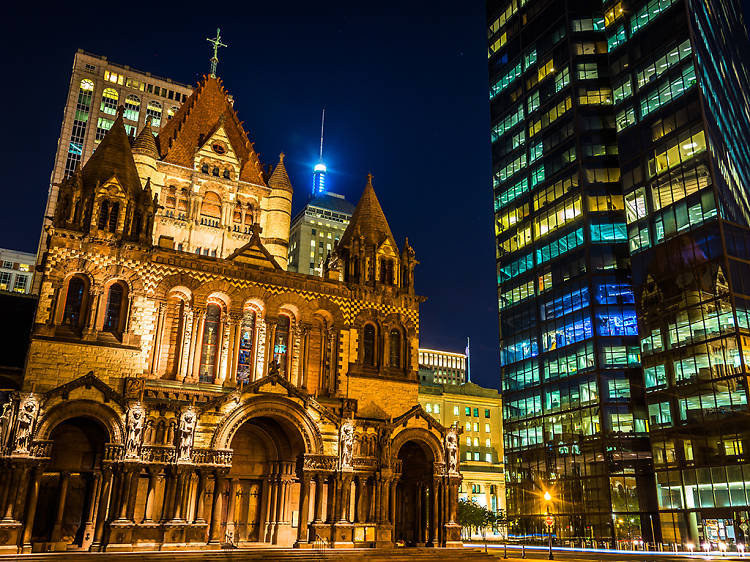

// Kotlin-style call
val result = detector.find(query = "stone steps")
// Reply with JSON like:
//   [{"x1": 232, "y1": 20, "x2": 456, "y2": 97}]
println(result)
[{"x1": 0, "y1": 546, "x2": 494, "y2": 561}]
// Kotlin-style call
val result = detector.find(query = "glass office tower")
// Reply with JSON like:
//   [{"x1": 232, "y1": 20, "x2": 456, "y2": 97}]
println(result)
[
  {"x1": 606, "y1": 0, "x2": 750, "y2": 547},
  {"x1": 488, "y1": 0, "x2": 654, "y2": 543}
]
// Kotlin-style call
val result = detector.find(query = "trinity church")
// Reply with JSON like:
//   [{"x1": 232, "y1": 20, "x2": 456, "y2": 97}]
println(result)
[{"x1": 0, "y1": 72, "x2": 463, "y2": 552}]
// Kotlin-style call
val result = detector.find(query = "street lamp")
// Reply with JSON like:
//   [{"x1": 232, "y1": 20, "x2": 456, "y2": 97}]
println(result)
[{"x1": 544, "y1": 491, "x2": 553, "y2": 560}]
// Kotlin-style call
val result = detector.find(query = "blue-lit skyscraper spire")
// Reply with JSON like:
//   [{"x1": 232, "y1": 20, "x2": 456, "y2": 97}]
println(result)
[{"x1": 312, "y1": 109, "x2": 327, "y2": 195}]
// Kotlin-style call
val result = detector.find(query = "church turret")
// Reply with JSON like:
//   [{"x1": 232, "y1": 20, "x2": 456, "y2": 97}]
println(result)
[
  {"x1": 132, "y1": 117, "x2": 165, "y2": 202},
  {"x1": 53, "y1": 107, "x2": 157, "y2": 245},
  {"x1": 261, "y1": 153, "x2": 293, "y2": 270},
  {"x1": 331, "y1": 174, "x2": 410, "y2": 291}
]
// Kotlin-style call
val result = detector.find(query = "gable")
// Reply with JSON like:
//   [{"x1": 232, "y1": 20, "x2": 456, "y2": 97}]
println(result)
[
  {"x1": 157, "y1": 76, "x2": 266, "y2": 186},
  {"x1": 226, "y1": 226, "x2": 281, "y2": 270}
]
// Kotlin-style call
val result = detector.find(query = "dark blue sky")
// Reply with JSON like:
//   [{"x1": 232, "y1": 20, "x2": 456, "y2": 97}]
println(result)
[{"x1": 4, "y1": 2, "x2": 497, "y2": 386}]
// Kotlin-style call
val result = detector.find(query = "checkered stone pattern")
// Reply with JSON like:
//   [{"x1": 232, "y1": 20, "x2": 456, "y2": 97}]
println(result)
[{"x1": 44, "y1": 246, "x2": 420, "y2": 334}]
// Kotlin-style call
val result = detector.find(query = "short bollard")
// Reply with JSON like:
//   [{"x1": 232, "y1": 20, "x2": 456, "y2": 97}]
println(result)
[{"x1": 522, "y1": 542, "x2": 527, "y2": 559}]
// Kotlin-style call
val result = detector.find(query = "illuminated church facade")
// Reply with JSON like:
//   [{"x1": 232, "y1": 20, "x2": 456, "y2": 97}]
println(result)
[{"x1": 0, "y1": 71, "x2": 463, "y2": 552}]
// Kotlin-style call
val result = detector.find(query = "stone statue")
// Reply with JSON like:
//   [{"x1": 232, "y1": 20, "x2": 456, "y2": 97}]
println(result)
[
  {"x1": 445, "y1": 426, "x2": 459, "y2": 474},
  {"x1": 0, "y1": 402, "x2": 13, "y2": 451},
  {"x1": 378, "y1": 427, "x2": 392, "y2": 467},
  {"x1": 268, "y1": 359, "x2": 280, "y2": 377},
  {"x1": 13, "y1": 394, "x2": 40, "y2": 455},
  {"x1": 124, "y1": 403, "x2": 145, "y2": 459},
  {"x1": 177, "y1": 408, "x2": 196, "y2": 462},
  {"x1": 339, "y1": 420, "x2": 355, "y2": 470}
]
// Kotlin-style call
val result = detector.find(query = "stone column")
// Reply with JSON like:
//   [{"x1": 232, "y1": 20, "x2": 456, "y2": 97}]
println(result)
[
  {"x1": 325, "y1": 475, "x2": 336, "y2": 524},
  {"x1": 150, "y1": 301, "x2": 166, "y2": 374},
  {"x1": 126, "y1": 469, "x2": 140, "y2": 521},
  {"x1": 299, "y1": 324, "x2": 310, "y2": 390},
  {"x1": 226, "y1": 478, "x2": 239, "y2": 538},
  {"x1": 2, "y1": 466, "x2": 20, "y2": 521},
  {"x1": 265, "y1": 320, "x2": 277, "y2": 377},
  {"x1": 190, "y1": 311, "x2": 207, "y2": 381},
  {"x1": 254, "y1": 318, "x2": 267, "y2": 381},
  {"x1": 85, "y1": 471, "x2": 102, "y2": 535},
  {"x1": 171, "y1": 470, "x2": 187, "y2": 522},
  {"x1": 143, "y1": 469, "x2": 158, "y2": 522},
  {"x1": 226, "y1": 313, "x2": 242, "y2": 386},
  {"x1": 179, "y1": 307, "x2": 196, "y2": 380},
  {"x1": 20, "y1": 466, "x2": 42, "y2": 551},
  {"x1": 216, "y1": 316, "x2": 231, "y2": 383},
  {"x1": 194, "y1": 470, "x2": 208, "y2": 523},
  {"x1": 208, "y1": 472, "x2": 226, "y2": 544},
  {"x1": 84, "y1": 288, "x2": 101, "y2": 336},
  {"x1": 367, "y1": 478, "x2": 376, "y2": 523},
  {"x1": 295, "y1": 473, "x2": 311, "y2": 546},
  {"x1": 51, "y1": 471, "x2": 71, "y2": 541},
  {"x1": 313, "y1": 474, "x2": 324, "y2": 523},
  {"x1": 389, "y1": 479, "x2": 397, "y2": 524},
  {"x1": 353, "y1": 476, "x2": 362, "y2": 523},
  {"x1": 91, "y1": 467, "x2": 113, "y2": 551},
  {"x1": 429, "y1": 479, "x2": 439, "y2": 545}
]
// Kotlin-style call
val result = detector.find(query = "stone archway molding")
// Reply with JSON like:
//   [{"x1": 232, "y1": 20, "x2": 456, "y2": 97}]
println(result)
[
  {"x1": 390, "y1": 427, "x2": 445, "y2": 467},
  {"x1": 34, "y1": 399, "x2": 125, "y2": 445},
  {"x1": 210, "y1": 394, "x2": 324, "y2": 454}
]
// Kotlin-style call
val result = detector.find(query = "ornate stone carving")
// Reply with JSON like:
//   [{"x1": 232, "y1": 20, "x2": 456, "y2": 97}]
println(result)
[
  {"x1": 0, "y1": 402, "x2": 13, "y2": 452},
  {"x1": 339, "y1": 420, "x2": 355, "y2": 470},
  {"x1": 303, "y1": 453, "x2": 337, "y2": 471},
  {"x1": 268, "y1": 358, "x2": 281, "y2": 377},
  {"x1": 177, "y1": 407, "x2": 197, "y2": 462},
  {"x1": 445, "y1": 425, "x2": 459, "y2": 474},
  {"x1": 124, "y1": 402, "x2": 145, "y2": 459},
  {"x1": 13, "y1": 394, "x2": 40, "y2": 455}
]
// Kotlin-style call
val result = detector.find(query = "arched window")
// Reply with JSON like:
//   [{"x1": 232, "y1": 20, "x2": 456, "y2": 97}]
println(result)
[
  {"x1": 146, "y1": 100, "x2": 162, "y2": 127},
  {"x1": 108, "y1": 202, "x2": 119, "y2": 232},
  {"x1": 100, "y1": 88, "x2": 119, "y2": 115},
  {"x1": 103, "y1": 283, "x2": 126, "y2": 334},
  {"x1": 124, "y1": 95, "x2": 140, "y2": 122},
  {"x1": 201, "y1": 163, "x2": 209, "y2": 174},
  {"x1": 167, "y1": 106, "x2": 178, "y2": 120},
  {"x1": 389, "y1": 329, "x2": 401, "y2": 368},
  {"x1": 160, "y1": 293, "x2": 185, "y2": 378},
  {"x1": 200, "y1": 192, "x2": 222, "y2": 226},
  {"x1": 98, "y1": 200, "x2": 110, "y2": 230},
  {"x1": 223, "y1": 168, "x2": 231, "y2": 179},
  {"x1": 273, "y1": 315, "x2": 291, "y2": 376},
  {"x1": 236, "y1": 308, "x2": 256, "y2": 383},
  {"x1": 63, "y1": 276, "x2": 87, "y2": 327},
  {"x1": 212, "y1": 167, "x2": 220, "y2": 177},
  {"x1": 199, "y1": 304, "x2": 222, "y2": 383},
  {"x1": 363, "y1": 324, "x2": 376, "y2": 366}
]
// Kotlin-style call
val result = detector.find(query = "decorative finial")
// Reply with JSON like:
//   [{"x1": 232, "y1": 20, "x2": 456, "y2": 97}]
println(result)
[
  {"x1": 145, "y1": 115, "x2": 153, "y2": 128},
  {"x1": 367, "y1": 172, "x2": 374, "y2": 185},
  {"x1": 279, "y1": 152, "x2": 285, "y2": 162},
  {"x1": 206, "y1": 28, "x2": 228, "y2": 78}
]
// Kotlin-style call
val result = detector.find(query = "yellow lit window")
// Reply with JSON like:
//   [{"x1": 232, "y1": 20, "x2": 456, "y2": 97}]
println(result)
[
  {"x1": 104, "y1": 70, "x2": 124, "y2": 85},
  {"x1": 538, "y1": 59, "x2": 554, "y2": 82},
  {"x1": 604, "y1": 2, "x2": 624, "y2": 27},
  {"x1": 578, "y1": 87, "x2": 613, "y2": 105},
  {"x1": 497, "y1": 226, "x2": 532, "y2": 256},
  {"x1": 648, "y1": 129, "x2": 706, "y2": 178},
  {"x1": 588, "y1": 194, "x2": 625, "y2": 212},
  {"x1": 534, "y1": 175, "x2": 578, "y2": 210},
  {"x1": 538, "y1": 272, "x2": 552, "y2": 292},
  {"x1": 533, "y1": 194, "x2": 582, "y2": 238},
  {"x1": 495, "y1": 203, "x2": 530, "y2": 236}
]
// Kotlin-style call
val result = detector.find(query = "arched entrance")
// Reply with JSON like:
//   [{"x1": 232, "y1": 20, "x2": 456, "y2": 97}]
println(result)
[
  {"x1": 395, "y1": 440, "x2": 435, "y2": 546},
  {"x1": 222, "y1": 415, "x2": 306, "y2": 546},
  {"x1": 32, "y1": 416, "x2": 108, "y2": 549}
]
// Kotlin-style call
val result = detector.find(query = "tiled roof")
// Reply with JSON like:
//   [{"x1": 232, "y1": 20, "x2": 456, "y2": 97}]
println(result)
[
  {"x1": 268, "y1": 153, "x2": 292, "y2": 192},
  {"x1": 131, "y1": 117, "x2": 159, "y2": 159},
  {"x1": 339, "y1": 174, "x2": 396, "y2": 249},
  {"x1": 81, "y1": 108, "x2": 142, "y2": 195},
  {"x1": 156, "y1": 75, "x2": 266, "y2": 186}
]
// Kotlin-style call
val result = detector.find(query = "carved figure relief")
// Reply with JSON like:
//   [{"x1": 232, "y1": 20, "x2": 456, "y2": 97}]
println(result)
[
  {"x1": 125, "y1": 402, "x2": 145, "y2": 459},
  {"x1": 445, "y1": 425, "x2": 459, "y2": 474},
  {"x1": 339, "y1": 420, "x2": 355, "y2": 470},
  {"x1": 13, "y1": 394, "x2": 40, "y2": 455},
  {"x1": 178, "y1": 408, "x2": 197, "y2": 461},
  {"x1": 0, "y1": 402, "x2": 13, "y2": 452}
]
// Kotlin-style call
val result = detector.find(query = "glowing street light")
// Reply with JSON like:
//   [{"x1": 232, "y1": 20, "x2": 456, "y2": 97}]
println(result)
[
  {"x1": 686, "y1": 542, "x2": 695, "y2": 553},
  {"x1": 543, "y1": 491, "x2": 553, "y2": 560}
]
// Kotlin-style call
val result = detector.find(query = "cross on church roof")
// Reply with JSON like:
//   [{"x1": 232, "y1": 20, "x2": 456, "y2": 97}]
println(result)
[{"x1": 206, "y1": 28, "x2": 228, "y2": 77}]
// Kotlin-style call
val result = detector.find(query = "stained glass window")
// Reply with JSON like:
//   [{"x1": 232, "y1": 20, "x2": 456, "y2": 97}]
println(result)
[
  {"x1": 236, "y1": 309, "x2": 256, "y2": 383},
  {"x1": 273, "y1": 315, "x2": 290, "y2": 376},
  {"x1": 199, "y1": 304, "x2": 222, "y2": 383}
]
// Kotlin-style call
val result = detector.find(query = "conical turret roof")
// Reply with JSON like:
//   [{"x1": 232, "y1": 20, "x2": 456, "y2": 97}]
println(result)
[
  {"x1": 156, "y1": 75, "x2": 266, "y2": 185},
  {"x1": 339, "y1": 174, "x2": 396, "y2": 249},
  {"x1": 81, "y1": 107, "x2": 142, "y2": 195},
  {"x1": 132, "y1": 117, "x2": 159, "y2": 158},
  {"x1": 268, "y1": 153, "x2": 292, "y2": 192}
]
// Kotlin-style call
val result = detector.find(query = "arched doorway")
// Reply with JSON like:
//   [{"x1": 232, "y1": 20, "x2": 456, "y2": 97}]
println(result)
[
  {"x1": 32, "y1": 417, "x2": 108, "y2": 549},
  {"x1": 222, "y1": 415, "x2": 306, "y2": 546},
  {"x1": 395, "y1": 440, "x2": 435, "y2": 546}
]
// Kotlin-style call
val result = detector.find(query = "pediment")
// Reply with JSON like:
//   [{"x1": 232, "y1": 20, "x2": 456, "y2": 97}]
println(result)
[
  {"x1": 227, "y1": 226, "x2": 281, "y2": 270},
  {"x1": 42, "y1": 372, "x2": 126, "y2": 408},
  {"x1": 391, "y1": 404, "x2": 446, "y2": 434}
]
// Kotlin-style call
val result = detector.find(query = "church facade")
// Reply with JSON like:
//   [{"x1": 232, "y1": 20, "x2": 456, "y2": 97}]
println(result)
[{"x1": 0, "y1": 74, "x2": 462, "y2": 552}]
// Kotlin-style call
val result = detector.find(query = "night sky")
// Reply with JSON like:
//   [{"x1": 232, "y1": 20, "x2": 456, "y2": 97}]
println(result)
[{"x1": 4, "y1": 2, "x2": 496, "y2": 387}]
